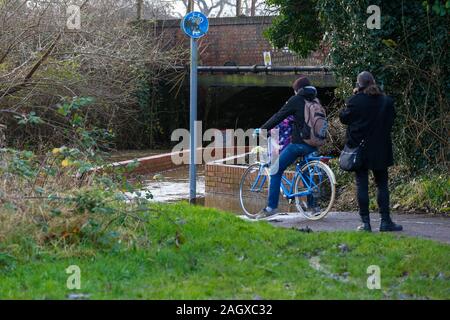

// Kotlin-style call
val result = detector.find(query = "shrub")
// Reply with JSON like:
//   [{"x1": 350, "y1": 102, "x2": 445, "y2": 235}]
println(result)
[{"x1": 265, "y1": 0, "x2": 449, "y2": 170}]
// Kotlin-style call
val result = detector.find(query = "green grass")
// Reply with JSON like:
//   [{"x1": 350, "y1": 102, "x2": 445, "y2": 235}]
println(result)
[
  {"x1": 0, "y1": 202, "x2": 449, "y2": 299},
  {"x1": 391, "y1": 173, "x2": 450, "y2": 213}
]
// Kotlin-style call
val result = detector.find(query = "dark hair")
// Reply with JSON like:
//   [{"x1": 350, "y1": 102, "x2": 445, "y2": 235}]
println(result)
[
  {"x1": 292, "y1": 76, "x2": 311, "y2": 92},
  {"x1": 357, "y1": 71, "x2": 384, "y2": 96}
]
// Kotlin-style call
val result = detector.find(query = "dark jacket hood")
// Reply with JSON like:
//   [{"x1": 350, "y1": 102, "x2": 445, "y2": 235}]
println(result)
[{"x1": 298, "y1": 86, "x2": 317, "y2": 101}]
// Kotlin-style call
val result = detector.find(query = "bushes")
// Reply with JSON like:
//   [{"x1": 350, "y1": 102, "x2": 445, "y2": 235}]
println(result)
[
  {"x1": 317, "y1": 0, "x2": 449, "y2": 169},
  {"x1": 0, "y1": 100, "x2": 159, "y2": 256},
  {"x1": 328, "y1": 158, "x2": 449, "y2": 214},
  {"x1": 264, "y1": 0, "x2": 323, "y2": 57},
  {"x1": 266, "y1": 0, "x2": 449, "y2": 170},
  {"x1": 0, "y1": 144, "x2": 157, "y2": 256},
  {"x1": 0, "y1": 0, "x2": 184, "y2": 151},
  {"x1": 392, "y1": 173, "x2": 450, "y2": 213}
]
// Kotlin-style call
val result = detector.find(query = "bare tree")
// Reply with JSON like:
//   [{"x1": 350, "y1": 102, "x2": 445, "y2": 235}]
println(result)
[
  {"x1": 137, "y1": 0, "x2": 143, "y2": 19},
  {"x1": 187, "y1": 0, "x2": 194, "y2": 13},
  {"x1": 179, "y1": 0, "x2": 270, "y2": 18},
  {"x1": 250, "y1": 0, "x2": 256, "y2": 16},
  {"x1": 236, "y1": 0, "x2": 241, "y2": 16},
  {"x1": 0, "y1": 0, "x2": 184, "y2": 149},
  {"x1": 181, "y1": 0, "x2": 231, "y2": 17},
  {"x1": 243, "y1": 0, "x2": 267, "y2": 16}
]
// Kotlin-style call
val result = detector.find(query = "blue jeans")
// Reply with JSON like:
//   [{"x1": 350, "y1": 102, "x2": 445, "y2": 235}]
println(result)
[{"x1": 268, "y1": 143, "x2": 317, "y2": 209}]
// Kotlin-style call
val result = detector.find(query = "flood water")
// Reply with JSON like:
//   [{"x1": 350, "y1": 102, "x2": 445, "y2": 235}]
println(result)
[
  {"x1": 125, "y1": 164, "x2": 295, "y2": 215},
  {"x1": 123, "y1": 163, "x2": 251, "y2": 213},
  {"x1": 126, "y1": 166, "x2": 206, "y2": 203},
  {"x1": 110, "y1": 149, "x2": 300, "y2": 214},
  {"x1": 107, "y1": 150, "x2": 206, "y2": 203},
  {"x1": 110, "y1": 150, "x2": 259, "y2": 213}
]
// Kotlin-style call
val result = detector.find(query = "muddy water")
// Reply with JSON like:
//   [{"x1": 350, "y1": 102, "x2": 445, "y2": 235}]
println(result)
[
  {"x1": 129, "y1": 167, "x2": 293, "y2": 214},
  {"x1": 112, "y1": 150, "x2": 248, "y2": 213},
  {"x1": 127, "y1": 166, "x2": 205, "y2": 203},
  {"x1": 124, "y1": 164, "x2": 248, "y2": 213},
  {"x1": 108, "y1": 150, "x2": 205, "y2": 203}
]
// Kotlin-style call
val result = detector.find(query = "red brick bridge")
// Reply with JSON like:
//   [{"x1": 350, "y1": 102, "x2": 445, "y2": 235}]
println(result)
[{"x1": 147, "y1": 15, "x2": 335, "y2": 88}]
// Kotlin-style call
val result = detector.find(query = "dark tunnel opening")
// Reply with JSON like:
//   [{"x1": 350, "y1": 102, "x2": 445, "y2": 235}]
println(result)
[{"x1": 200, "y1": 86, "x2": 336, "y2": 131}]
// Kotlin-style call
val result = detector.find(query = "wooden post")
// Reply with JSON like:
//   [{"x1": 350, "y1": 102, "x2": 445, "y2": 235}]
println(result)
[{"x1": 236, "y1": 0, "x2": 241, "y2": 16}]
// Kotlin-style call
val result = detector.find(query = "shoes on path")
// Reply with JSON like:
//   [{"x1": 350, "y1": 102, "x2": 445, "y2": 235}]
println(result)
[{"x1": 255, "y1": 207, "x2": 278, "y2": 220}]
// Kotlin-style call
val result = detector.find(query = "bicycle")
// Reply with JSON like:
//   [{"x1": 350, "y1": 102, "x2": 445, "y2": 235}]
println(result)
[{"x1": 239, "y1": 136, "x2": 336, "y2": 220}]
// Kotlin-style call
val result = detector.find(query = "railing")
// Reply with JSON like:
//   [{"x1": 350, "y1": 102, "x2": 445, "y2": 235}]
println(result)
[{"x1": 172, "y1": 65, "x2": 333, "y2": 74}]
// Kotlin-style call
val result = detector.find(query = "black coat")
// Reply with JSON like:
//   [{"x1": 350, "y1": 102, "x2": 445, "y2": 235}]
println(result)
[
  {"x1": 261, "y1": 86, "x2": 317, "y2": 144},
  {"x1": 339, "y1": 92, "x2": 395, "y2": 170}
]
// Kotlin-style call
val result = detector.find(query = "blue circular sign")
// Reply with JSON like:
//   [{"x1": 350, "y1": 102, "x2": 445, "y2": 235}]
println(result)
[{"x1": 181, "y1": 11, "x2": 209, "y2": 39}]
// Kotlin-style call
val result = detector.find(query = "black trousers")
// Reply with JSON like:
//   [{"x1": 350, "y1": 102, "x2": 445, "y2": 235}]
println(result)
[{"x1": 355, "y1": 168, "x2": 390, "y2": 217}]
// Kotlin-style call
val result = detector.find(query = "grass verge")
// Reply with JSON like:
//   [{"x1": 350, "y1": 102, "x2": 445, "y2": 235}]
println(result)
[{"x1": 1, "y1": 202, "x2": 449, "y2": 299}]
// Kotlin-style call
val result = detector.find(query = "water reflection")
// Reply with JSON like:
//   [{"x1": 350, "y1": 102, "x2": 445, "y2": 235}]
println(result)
[
  {"x1": 126, "y1": 164, "x2": 295, "y2": 215},
  {"x1": 127, "y1": 166, "x2": 205, "y2": 202}
]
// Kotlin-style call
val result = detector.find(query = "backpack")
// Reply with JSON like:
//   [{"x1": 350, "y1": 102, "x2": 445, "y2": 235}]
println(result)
[
  {"x1": 301, "y1": 98, "x2": 328, "y2": 147},
  {"x1": 270, "y1": 115, "x2": 294, "y2": 153}
]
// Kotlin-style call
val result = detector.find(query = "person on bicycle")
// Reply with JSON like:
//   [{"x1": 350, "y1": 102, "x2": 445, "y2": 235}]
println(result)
[
  {"x1": 339, "y1": 71, "x2": 402, "y2": 232},
  {"x1": 254, "y1": 76, "x2": 318, "y2": 219}
]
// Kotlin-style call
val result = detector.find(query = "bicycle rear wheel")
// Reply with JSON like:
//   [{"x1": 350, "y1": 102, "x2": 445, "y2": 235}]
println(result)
[
  {"x1": 294, "y1": 160, "x2": 336, "y2": 220},
  {"x1": 239, "y1": 163, "x2": 270, "y2": 218}
]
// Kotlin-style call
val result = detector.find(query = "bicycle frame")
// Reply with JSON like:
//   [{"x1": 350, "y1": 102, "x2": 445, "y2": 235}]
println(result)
[
  {"x1": 281, "y1": 155, "x2": 328, "y2": 199},
  {"x1": 250, "y1": 136, "x2": 332, "y2": 199}
]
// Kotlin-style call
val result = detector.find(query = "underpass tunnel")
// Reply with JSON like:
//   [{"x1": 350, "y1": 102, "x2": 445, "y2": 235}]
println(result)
[{"x1": 200, "y1": 86, "x2": 336, "y2": 132}]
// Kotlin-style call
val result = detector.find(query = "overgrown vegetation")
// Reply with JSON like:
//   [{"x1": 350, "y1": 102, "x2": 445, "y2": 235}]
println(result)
[
  {"x1": 0, "y1": 96, "x2": 154, "y2": 253},
  {"x1": 0, "y1": 0, "x2": 187, "y2": 151},
  {"x1": 328, "y1": 159, "x2": 450, "y2": 214},
  {"x1": 264, "y1": 0, "x2": 323, "y2": 57},
  {"x1": 265, "y1": 0, "x2": 449, "y2": 214},
  {"x1": 266, "y1": 0, "x2": 449, "y2": 170}
]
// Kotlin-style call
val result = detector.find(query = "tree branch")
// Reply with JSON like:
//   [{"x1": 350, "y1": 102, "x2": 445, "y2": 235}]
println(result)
[{"x1": 0, "y1": 33, "x2": 62, "y2": 99}]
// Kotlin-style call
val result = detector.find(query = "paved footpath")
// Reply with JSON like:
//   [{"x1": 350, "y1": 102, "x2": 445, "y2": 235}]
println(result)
[{"x1": 241, "y1": 212, "x2": 450, "y2": 244}]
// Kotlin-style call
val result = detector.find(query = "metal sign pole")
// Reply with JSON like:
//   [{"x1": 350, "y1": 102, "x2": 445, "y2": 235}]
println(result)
[
  {"x1": 181, "y1": 11, "x2": 208, "y2": 205},
  {"x1": 189, "y1": 37, "x2": 197, "y2": 204}
]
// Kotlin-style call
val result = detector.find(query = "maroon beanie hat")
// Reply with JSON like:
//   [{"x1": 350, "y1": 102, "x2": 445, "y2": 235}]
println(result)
[{"x1": 292, "y1": 76, "x2": 311, "y2": 92}]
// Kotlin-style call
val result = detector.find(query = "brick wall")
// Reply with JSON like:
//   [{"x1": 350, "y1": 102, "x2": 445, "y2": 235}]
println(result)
[
  {"x1": 98, "y1": 147, "x2": 246, "y2": 176},
  {"x1": 205, "y1": 163, "x2": 246, "y2": 195},
  {"x1": 205, "y1": 161, "x2": 297, "y2": 212},
  {"x1": 150, "y1": 16, "x2": 326, "y2": 66}
]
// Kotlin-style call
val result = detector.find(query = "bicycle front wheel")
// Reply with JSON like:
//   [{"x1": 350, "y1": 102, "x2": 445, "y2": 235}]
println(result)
[
  {"x1": 239, "y1": 163, "x2": 270, "y2": 218},
  {"x1": 294, "y1": 160, "x2": 336, "y2": 220}
]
